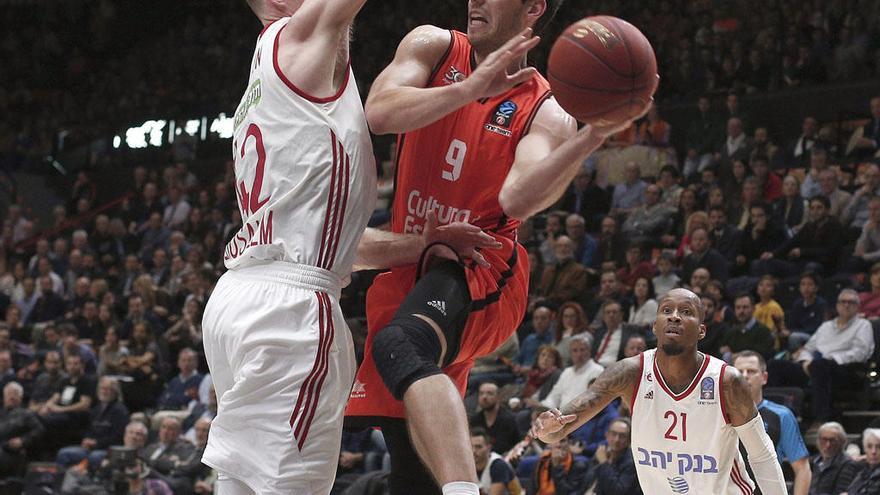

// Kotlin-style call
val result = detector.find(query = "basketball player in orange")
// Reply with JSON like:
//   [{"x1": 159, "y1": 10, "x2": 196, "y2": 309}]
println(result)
[
  {"x1": 345, "y1": 1, "x2": 647, "y2": 494},
  {"x1": 531, "y1": 288, "x2": 788, "y2": 494}
]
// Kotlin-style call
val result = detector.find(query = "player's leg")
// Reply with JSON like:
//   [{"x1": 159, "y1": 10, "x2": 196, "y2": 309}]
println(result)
[
  {"x1": 370, "y1": 256, "x2": 479, "y2": 493},
  {"x1": 381, "y1": 419, "x2": 441, "y2": 495}
]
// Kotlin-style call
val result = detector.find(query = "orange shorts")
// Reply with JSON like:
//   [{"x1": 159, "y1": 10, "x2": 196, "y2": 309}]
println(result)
[{"x1": 345, "y1": 237, "x2": 528, "y2": 420}]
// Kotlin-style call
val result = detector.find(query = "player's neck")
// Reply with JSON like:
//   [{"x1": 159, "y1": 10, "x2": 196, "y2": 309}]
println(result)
[
  {"x1": 654, "y1": 350, "x2": 704, "y2": 393},
  {"x1": 473, "y1": 50, "x2": 528, "y2": 75}
]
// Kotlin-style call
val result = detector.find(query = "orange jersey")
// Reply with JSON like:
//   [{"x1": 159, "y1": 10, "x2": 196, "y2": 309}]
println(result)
[
  {"x1": 346, "y1": 30, "x2": 551, "y2": 421},
  {"x1": 392, "y1": 30, "x2": 552, "y2": 239}
]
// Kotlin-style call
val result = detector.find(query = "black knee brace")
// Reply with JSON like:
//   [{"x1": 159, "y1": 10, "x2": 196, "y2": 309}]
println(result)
[
  {"x1": 372, "y1": 260, "x2": 472, "y2": 400},
  {"x1": 372, "y1": 315, "x2": 444, "y2": 401}
]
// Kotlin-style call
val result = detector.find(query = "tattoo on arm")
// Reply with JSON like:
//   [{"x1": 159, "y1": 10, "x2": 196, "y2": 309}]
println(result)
[
  {"x1": 724, "y1": 367, "x2": 759, "y2": 426},
  {"x1": 561, "y1": 358, "x2": 639, "y2": 419}
]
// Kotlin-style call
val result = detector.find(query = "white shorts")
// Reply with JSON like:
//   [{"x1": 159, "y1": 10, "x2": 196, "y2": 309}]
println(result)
[{"x1": 201, "y1": 261, "x2": 356, "y2": 495}]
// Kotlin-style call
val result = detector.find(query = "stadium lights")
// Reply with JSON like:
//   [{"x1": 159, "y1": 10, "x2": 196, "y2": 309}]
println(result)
[{"x1": 112, "y1": 113, "x2": 234, "y2": 149}]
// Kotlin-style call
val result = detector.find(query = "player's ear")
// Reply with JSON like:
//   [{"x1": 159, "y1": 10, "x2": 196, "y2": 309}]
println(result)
[
  {"x1": 525, "y1": 0, "x2": 547, "y2": 25},
  {"x1": 698, "y1": 323, "x2": 706, "y2": 341}
]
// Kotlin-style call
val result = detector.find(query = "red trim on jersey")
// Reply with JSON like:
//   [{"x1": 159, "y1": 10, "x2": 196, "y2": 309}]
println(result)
[
  {"x1": 323, "y1": 139, "x2": 344, "y2": 269},
  {"x1": 291, "y1": 292, "x2": 333, "y2": 449},
  {"x1": 258, "y1": 18, "x2": 280, "y2": 39},
  {"x1": 317, "y1": 131, "x2": 340, "y2": 268},
  {"x1": 329, "y1": 152, "x2": 350, "y2": 269},
  {"x1": 522, "y1": 90, "x2": 552, "y2": 136},
  {"x1": 730, "y1": 459, "x2": 753, "y2": 494},
  {"x1": 273, "y1": 24, "x2": 351, "y2": 103},
  {"x1": 653, "y1": 353, "x2": 710, "y2": 401},
  {"x1": 719, "y1": 364, "x2": 731, "y2": 424},
  {"x1": 426, "y1": 30, "x2": 455, "y2": 83},
  {"x1": 325, "y1": 140, "x2": 350, "y2": 270},
  {"x1": 629, "y1": 352, "x2": 645, "y2": 414}
]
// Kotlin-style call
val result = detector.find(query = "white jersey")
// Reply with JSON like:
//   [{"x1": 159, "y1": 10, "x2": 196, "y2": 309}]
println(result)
[
  {"x1": 224, "y1": 17, "x2": 376, "y2": 279},
  {"x1": 630, "y1": 349, "x2": 756, "y2": 494}
]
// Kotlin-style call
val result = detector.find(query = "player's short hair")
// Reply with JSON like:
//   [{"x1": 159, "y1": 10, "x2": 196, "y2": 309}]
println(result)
[
  {"x1": 530, "y1": 0, "x2": 565, "y2": 35},
  {"x1": 732, "y1": 350, "x2": 766, "y2": 372}
]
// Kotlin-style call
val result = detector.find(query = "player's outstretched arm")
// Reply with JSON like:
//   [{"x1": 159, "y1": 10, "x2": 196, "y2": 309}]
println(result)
[
  {"x1": 723, "y1": 367, "x2": 788, "y2": 495},
  {"x1": 366, "y1": 26, "x2": 539, "y2": 135},
  {"x1": 354, "y1": 211, "x2": 502, "y2": 271},
  {"x1": 499, "y1": 100, "x2": 650, "y2": 220},
  {"x1": 530, "y1": 357, "x2": 639, "y2": 444}
]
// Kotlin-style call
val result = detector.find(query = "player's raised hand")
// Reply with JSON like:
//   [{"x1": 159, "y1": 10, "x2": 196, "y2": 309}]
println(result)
[
  {"x1": 463, "y1": 28, "x2": 540, "y2": 100},
  {"x1": 423, "y1": 210, "x2": 502, "y2": 268},
  {"x1": 529, "y1": 408, "x2": 577, "y2": 443}
]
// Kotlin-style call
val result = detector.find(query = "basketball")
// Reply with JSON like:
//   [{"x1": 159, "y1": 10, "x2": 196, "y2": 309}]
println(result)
[{"x1": 547, "y1": 16, "x2": 659, "y2": 126}]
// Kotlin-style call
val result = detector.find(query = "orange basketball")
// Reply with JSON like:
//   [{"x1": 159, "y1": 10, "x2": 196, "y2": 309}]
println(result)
[{"x1": 547, "y1": 16, "x2": 659, "y2": 126}]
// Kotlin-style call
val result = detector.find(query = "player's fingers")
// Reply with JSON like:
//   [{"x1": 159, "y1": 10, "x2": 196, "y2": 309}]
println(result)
[
  {"x1": 471, "y1": 250, "x2": 490, "y2": 268},
  {"x1": 425, "y1": 209, "x2": 438, "y2": 232},
  {"x1": 559, "y1": 414, "x2": 578, "y2": 424},
  {"x1": 499, "y1": 27, "x2": 534, "y2": 52}
]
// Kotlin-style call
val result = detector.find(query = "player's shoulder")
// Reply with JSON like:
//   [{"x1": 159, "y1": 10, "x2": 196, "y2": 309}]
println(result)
[
  {"x1": 525, "y1": 94, "x2": 576, "y2": 139},
  {"x1": 397, "y1": 24, "x2": 453, "y2": 60}
]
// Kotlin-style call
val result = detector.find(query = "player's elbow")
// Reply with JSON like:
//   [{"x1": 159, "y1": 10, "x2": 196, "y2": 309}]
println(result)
[
  {"x1": 365, "y1": 101, "x2": 395, "y2": 135},
  {"x1": 499, "y1": 188, "x2": 531, "y2": 220}
]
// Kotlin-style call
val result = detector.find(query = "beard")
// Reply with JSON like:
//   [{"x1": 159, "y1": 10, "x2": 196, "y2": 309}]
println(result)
[{"x1": 661, "y1": 342, "x2": 686, "y2": 356}]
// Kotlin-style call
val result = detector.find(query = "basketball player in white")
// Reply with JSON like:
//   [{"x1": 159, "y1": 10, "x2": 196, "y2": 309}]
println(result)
[
  {"x1": 201, "y1": 1, "x2": 499, "y2": 494},
  {"x1": 531, "y1": 288, "x2": 787, "y2": 494}
]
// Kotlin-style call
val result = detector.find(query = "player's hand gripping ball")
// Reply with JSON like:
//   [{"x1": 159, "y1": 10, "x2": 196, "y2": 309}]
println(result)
[{"x1": 547, "y1": 16, "x2": 659, "y2": 127}]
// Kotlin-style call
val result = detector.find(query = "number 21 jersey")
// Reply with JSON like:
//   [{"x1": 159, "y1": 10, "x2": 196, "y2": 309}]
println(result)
[{"x1": 630, "y1": 349, "x2": 756, "y2": 494}]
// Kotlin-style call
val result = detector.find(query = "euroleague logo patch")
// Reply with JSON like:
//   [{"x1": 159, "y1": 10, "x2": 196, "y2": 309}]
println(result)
[
  {"x1": 484, "y1": 100, "x2": 517, "y2": 137},
  {"x1": 700, "y1": 377, "x2": 714, "y2": 400},
  {"x1": 443, "y1": 65, "x2": 465, "y2": 85}
]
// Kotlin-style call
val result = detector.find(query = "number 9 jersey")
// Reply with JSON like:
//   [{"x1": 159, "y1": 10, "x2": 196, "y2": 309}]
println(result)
[{"x1": 224, "y1": 17, "x2": 376, "y2": 281}]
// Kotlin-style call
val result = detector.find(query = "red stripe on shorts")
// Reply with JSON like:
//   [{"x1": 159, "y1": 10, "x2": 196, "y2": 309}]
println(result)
[
  {"x1": 296, "y1": 292, "x2": 336, "y2": 449},
  {"x1": 730, "y1": 459, "x2": 753, "y2": 494},
  {"x1": 290, "y1": 292, "x2": 331, "y2": 448}
]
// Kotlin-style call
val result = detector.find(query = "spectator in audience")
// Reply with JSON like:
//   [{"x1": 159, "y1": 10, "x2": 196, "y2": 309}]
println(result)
[
  {"x1": 28, "y1": 275, "x2": 65, "y2": 325},
  {"x1": 469, "y1": 382, "x2": 519, "y2": 457},
  {"x1": 754, "y1": 275, "x2": 785, "y2": 336},
  {"x1": 699, "y1": 295, "x2": 728, "y2": 358},
  {"x1": 593, "y1": 301, "x2": 633, "y2": 368},
  {"x1": 55, "y1": 376, "x2": 128, "y2": 468},
  {"x1": 336, "y1": 429, "x2": 372, "y2": 478},
  {"x1": 730, "y1": 177, "x2": 762, "y2": 231},
  {"x1": 758, "y1": 196, "x2": 845, "y2": 277},
  {"x1": 0, "y1": 350, "x2": 14, "y2": 391},
  {"x1": 684, "y1": 95, "x2": 724, "y2": 177},
  {"x1": 188, "y1": 418, "x2": 215, "y2": 495},
  {"x1": 120, "y1": 321, "x2": 163, "y2": 411},
  {"x1": 538, "y1": 211, "x2": 564, "y2": 266},
  {"x1": 664, "y1": 188, "x2": 700, "y2": 247},
  {"x1": 59, "y1": 323, "x2": 98, "y2": 375},
  {"x1": 852, "y1": 198, "x2": 880, "y2": 273},
  {"x1": 28, "y1": 350, "x2": 64, "y2": 412},
  {"x1": 733, "y1": 351, "x2": 812, "y2": 495},
  {"x1": 786, "y1": 273, "x2": 830, "y2": 348},
  {"x1": 564, "y1": 214, "x2": 597, "y2": 268},
  {"x1": 842, "y1": 164, "x2": 880, "y2": 231},
  {"x1": 586, "y1": 271, "x2": 628, "y2": 324},
  {"x1": 622, "y1": 335, "x2": 647, "y2": 358},
  {"x1": 720, "y1": 294, "x2": 775, "y2": 360},
  {"x1": 737, "y1": 203, "x2": 785, "y2": 276},
  {"x1": 858, "y1": 248, "x2": 880, "y2": 317},
  {"x1": 39, "y1": 353, "x2": 95, "y2": 451},
  {"x1": 751, "y1": 127, "x2": 779, "y2": 164},
  {"x1": 554, "y1": 303, "x2": 588, "y2": 366},
  {"x1": 517, "y1": 345, "x2": 562, "y2": 411},
  {"x1": 162, "y1": 185, "x2": 191, "y2": 230},
  {"x1": 621, "y1": 184, "x2": 673, "y2": 242},
  {"x1": 470, "y1": 427, "x2": 520, "y2": 495},
  {"x1": 593, "y1": 216, "x2": 626, "y2": 270},
  {"x1": 751, "y1": 155, "x2": 782, "y2": 203},
  {"x1": 773, "y1": 175, "x2": 809, "y2": 237},
  {"x1": 144, "y1": 417, "x2": 196, "y2": 492},
  {"x1": 682, "y1": 227, "x2": 729, "y2": 284},
  {"x1": 140, "y1": 212, "x2": 171, "y2": 260},
  {"x1": 559, "y1": 166, "x2": 609, "y2": 232},
  {"x1": 846, "y1": 427, "x2": 880, "y2": 495},
  {"x1": 818, "y1": 169, "x2": 852, "y2": 220},
  {"x1": 627, "y1": 277, "x2": 657, "y2": 328},
  {"x1": 708, "y1": 206, "x2": 741, "y2": 267},
  {"x1": 531, "y1": 435, "x2": 588, "y2": 495},
  {"x1": 157, "y1": 348, "x2": 203, "y2": 411},
  {"x1": 801, "y1": 148, "x2": 830, "y2": 200},
  {"x1": 849, "y1": 96, "x2": 880, "y2": 158},
  {"x1": 542, "y1": 334, "x2": 604, "y2": 412},
  {"x1": 538, "y1": 235, "x2": 589, "y2": 303},
  {"x1": 583, "y1": 417, "x2": 641, "y2": 495},
  {"x1": 718, "y1": 117, "x2": 754, "y2": 165},
  {"x1": 657, "y1": 165, "x2": 683, "y2": 210},
  {"x1": 121, "y1": 294, "x2": 163, "y2": 340},
  {"x1": 809, "y1": 422, "x2": 858, "y2": 494},
  {"x1": 616, "y1": 244, "x2": 653, "y2": 296},
  {"x1": 652, "y1": 252, "x2": 680, "y2": 297},
  {"x1": 0, "y1": 381, "x2": 43, "y2": 477},
  {"x1": 610, "y1": 162, "x2": 647, "y2": 218},
  {"x1": 513, "y1": 305, "x2": 555, "y2": 376},
  {"x1": 636, "y1": 103, "x2": 671, "y2": 148},
  {"x1": 687, "y1": 267, "x2": 711, "y2": 295},
  {"x1": 786, "y1": 116, "x2": 818, "y2": 168},
  {"x1": 12, "y1": 277, "x2": 38, "y2": 331}
]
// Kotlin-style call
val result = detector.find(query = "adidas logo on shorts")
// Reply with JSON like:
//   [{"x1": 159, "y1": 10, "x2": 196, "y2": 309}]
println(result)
[{"x1": 427, "y1": 300, "x2": 447, "y2": 316}]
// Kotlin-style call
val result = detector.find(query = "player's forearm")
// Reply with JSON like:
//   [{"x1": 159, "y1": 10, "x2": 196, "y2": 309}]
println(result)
[
  {"x1": 792, "y1": 465, "x2": 810, "y2": 495},
  {"x1": 499, "y1": 126, "x2": 604, "y2": 219},
  {"x1": 366, "y1": 83, "x2": 474, "y2": 135},
  {"x1": 354, "y1": 227, "x2": 424, "y2": 270}
]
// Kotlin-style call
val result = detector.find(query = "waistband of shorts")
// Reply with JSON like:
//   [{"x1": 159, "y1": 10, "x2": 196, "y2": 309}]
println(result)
[{"x1": 228, "y1": 261, "x2": 342, "y2": 297}]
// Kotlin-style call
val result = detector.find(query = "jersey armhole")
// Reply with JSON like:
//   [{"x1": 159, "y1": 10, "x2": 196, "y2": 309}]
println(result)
[
  {"x1": 522, "y1": 90, "x2": 553, "y2": 136},
  {"x1": 719, "y1": 363, "x2": 731, "y2": 424},
  {"x1": 629, "y1": 352, "x2": 645, "y2": 414},
  {"x1": 273, "y1": 23, "x2": 352, "y2": 103},
  {"x1": 426, "y1": 30, "x2": 455, "y2": 84}
]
